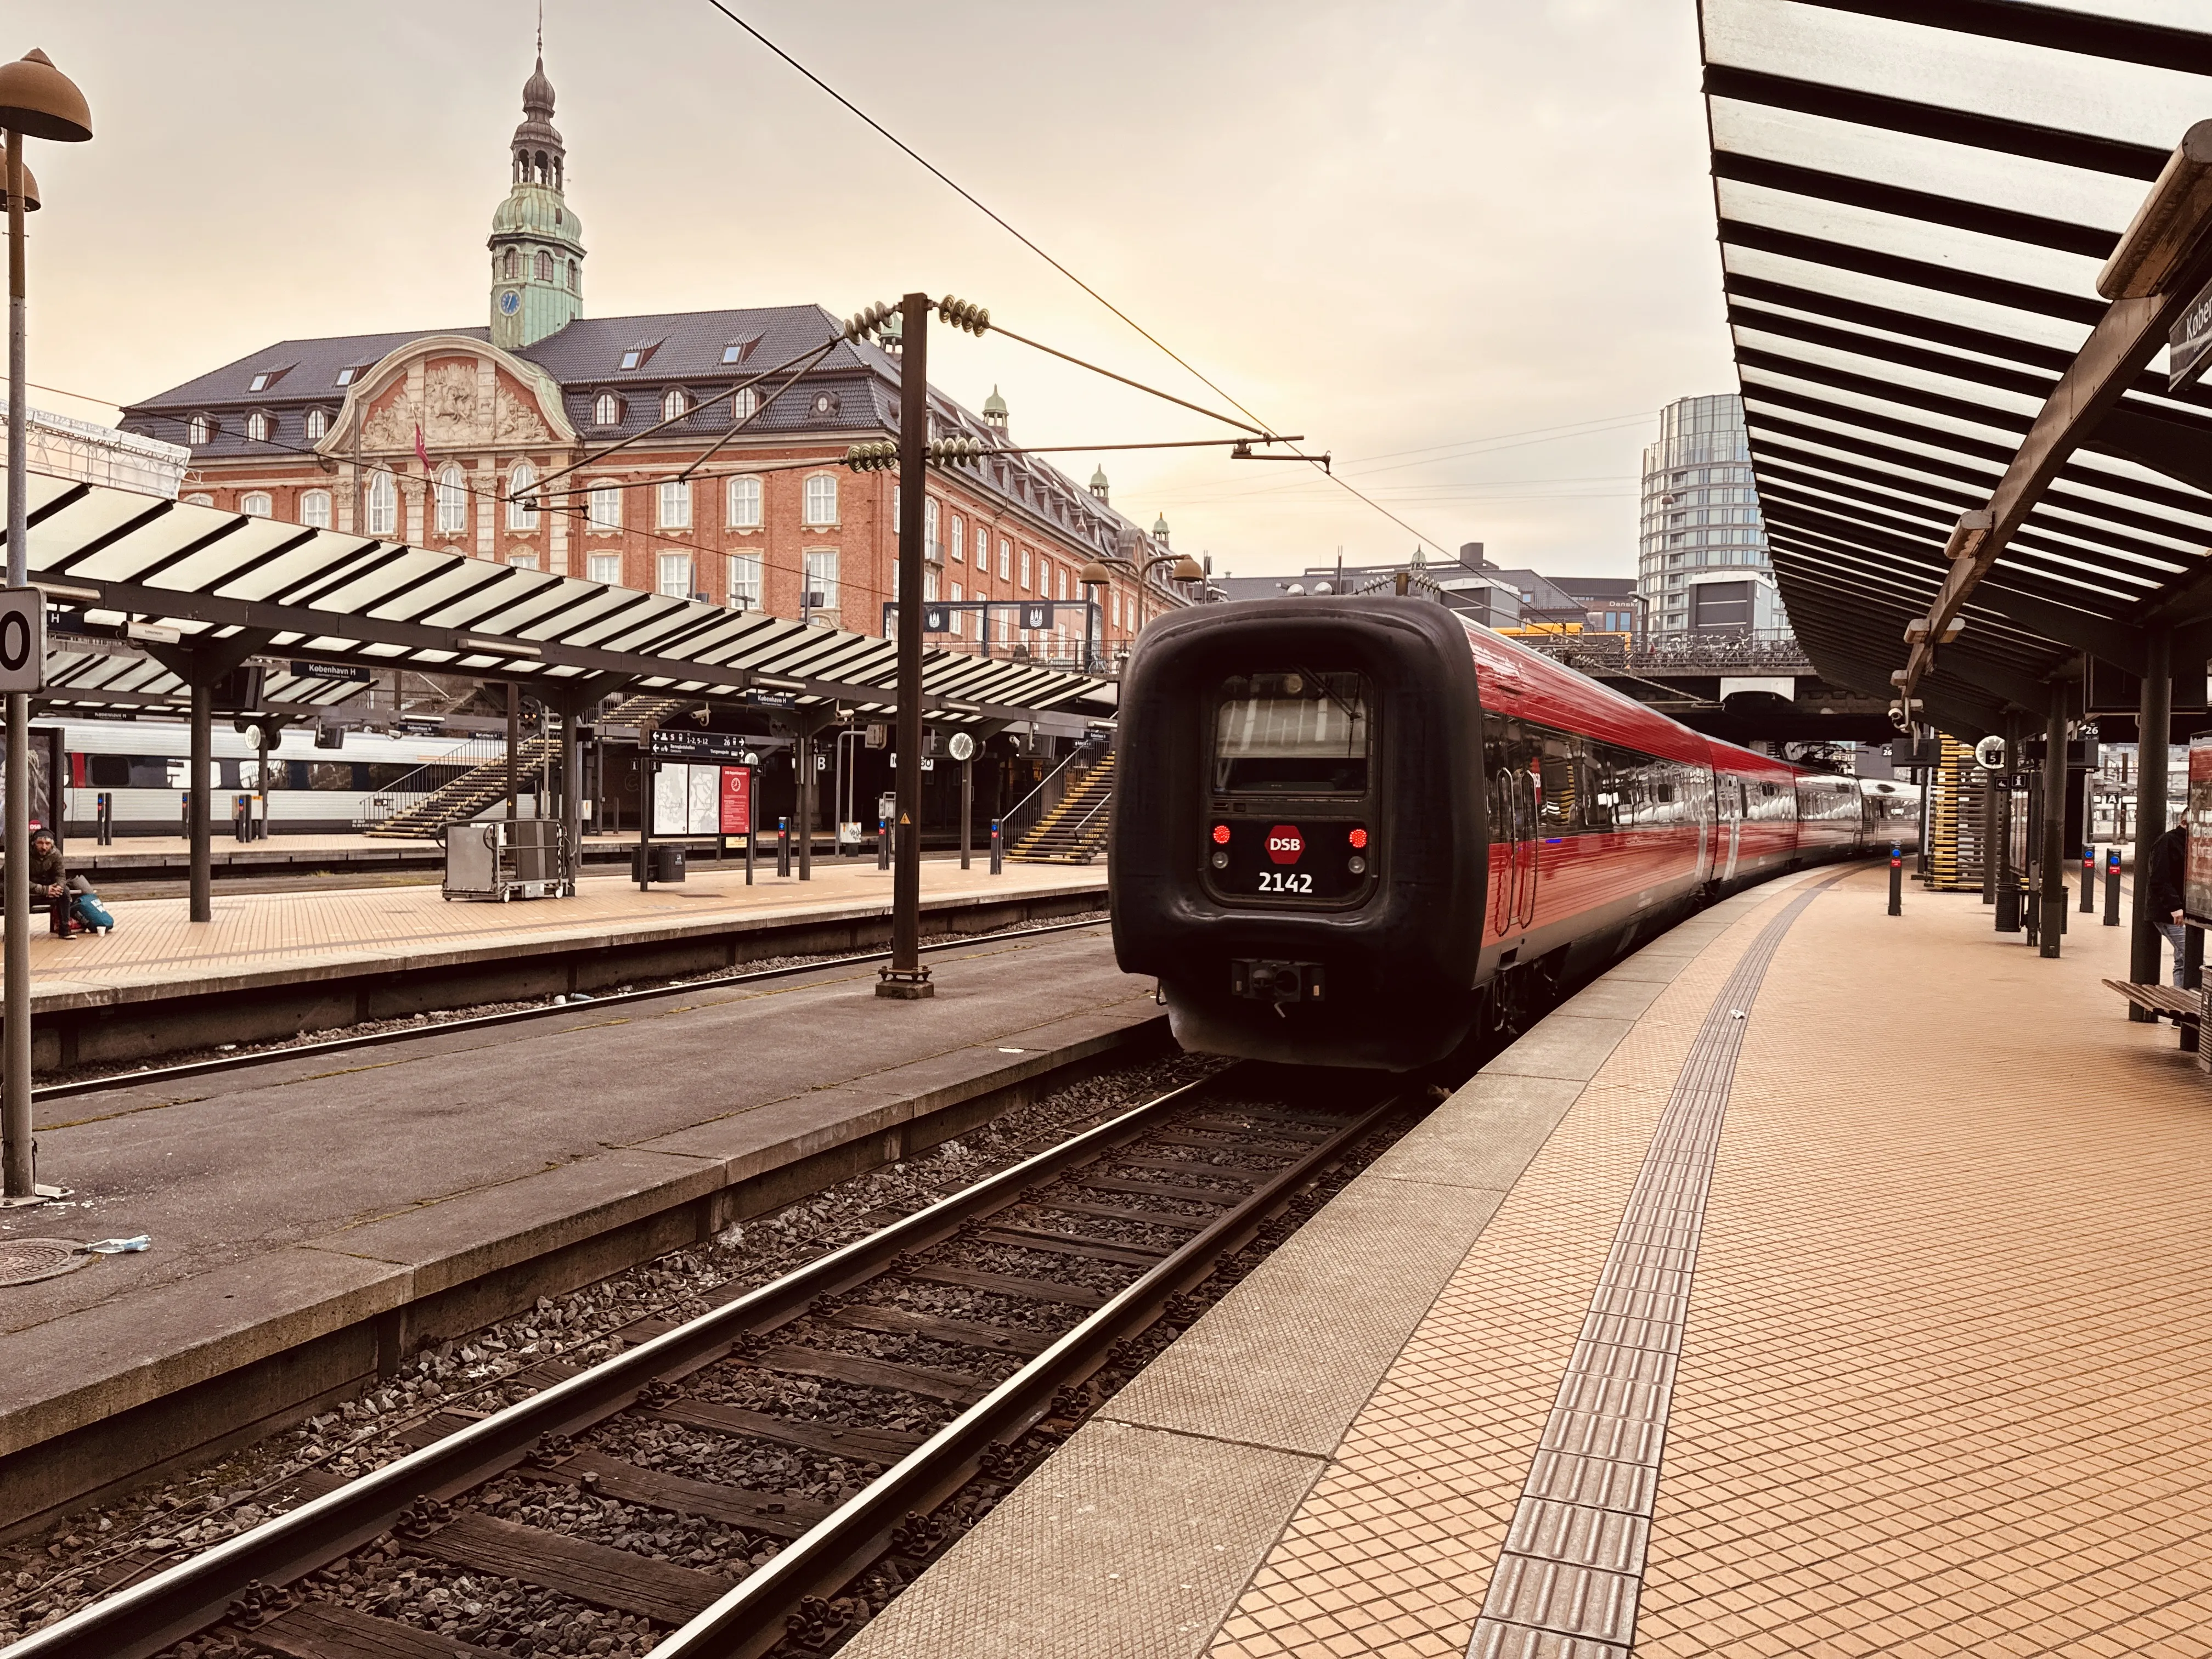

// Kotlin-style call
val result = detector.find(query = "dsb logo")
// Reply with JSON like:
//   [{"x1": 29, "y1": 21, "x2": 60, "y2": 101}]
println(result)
[{"x1": 1266, "y1": 825, "x2": 1304, "y2": 865}]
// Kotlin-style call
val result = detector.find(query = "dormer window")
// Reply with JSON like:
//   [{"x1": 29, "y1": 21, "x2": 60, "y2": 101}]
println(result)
[
  {"x1": 593, "y1": 391, "x2": 622, "y2": 426},
  {"x1": 811, "y1": 391, "x2": 840, "y2": 417},
  {"x1": 662, "y1": 387, "x2": 691, "y2": 421},
  {"x1": 721, "y1": 337, "x2": 759, "y2": 365},
  {"x1": 618, "y1": 339, "x2": 663, "y2": 372},
  {"x1": 246, "y1": 411, "x2": 272, "y2": 444},
  {"x1": 730, "y1": 386, "x2": 759, "y2": 421},
  {"x1": 304, "y1": 408, "x2": 330, "y2": 442},
  {"x1": 334, "y1": 366, "x2": 363, "y2": 387},
  {"x1": 188, "y1": 414, "x2": 214, "y2": 446}
]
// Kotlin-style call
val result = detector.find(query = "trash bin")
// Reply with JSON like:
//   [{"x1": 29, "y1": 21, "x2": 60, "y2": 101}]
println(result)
[{"x1": 653, "y1": 843, "x2": 687, "y2": 883}]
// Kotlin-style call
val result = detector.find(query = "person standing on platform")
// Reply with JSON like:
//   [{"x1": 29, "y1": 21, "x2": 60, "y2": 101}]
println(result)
[{"x1": 2147, "y1": 819, "x2": 2190, "y2": 988}]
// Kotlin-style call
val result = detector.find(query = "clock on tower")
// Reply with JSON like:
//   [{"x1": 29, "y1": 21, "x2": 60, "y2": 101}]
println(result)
[{"x1": 498, "y1": 290, "x2": 521, "y2": 316}]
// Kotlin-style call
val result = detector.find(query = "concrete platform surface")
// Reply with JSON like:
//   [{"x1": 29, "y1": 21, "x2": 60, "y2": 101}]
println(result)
[
  {"x1": 854, "y1": 862, "x2": 2212, "y2": 1658},
  {"x1": 0, "y1": 922, "x2": 1152, "y2": 1528},
  {"x1": 25, "y1": 854, "x2": 1103, "y2": 1012}
]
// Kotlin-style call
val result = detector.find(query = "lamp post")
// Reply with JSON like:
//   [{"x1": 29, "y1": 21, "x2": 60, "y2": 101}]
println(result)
[
  {"x1": 1078, "y1": 551, "x2": 1204, "y2": 669},
  {"x1": 0, "y1": 49, "x2": 90, "y2": 1206}
]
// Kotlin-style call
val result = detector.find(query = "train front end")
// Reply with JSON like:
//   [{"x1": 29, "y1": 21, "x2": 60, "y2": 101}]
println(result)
[{"x1": 1111, "y1": 597, "x2": 1488, "y2": 1070}]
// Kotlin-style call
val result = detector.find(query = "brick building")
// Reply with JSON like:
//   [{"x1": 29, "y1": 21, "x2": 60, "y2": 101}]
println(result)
[{"x1": 119, "y1": 54, "x2": 1192, "y2": 669}]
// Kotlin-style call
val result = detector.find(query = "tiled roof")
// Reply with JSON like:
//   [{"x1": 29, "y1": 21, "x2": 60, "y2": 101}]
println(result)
[{"x1": 117, "y1": 306, "x2": 1162, "y2": 568}]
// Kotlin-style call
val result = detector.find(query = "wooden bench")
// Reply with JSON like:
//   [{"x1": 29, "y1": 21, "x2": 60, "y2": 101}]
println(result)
[{"x1": 2106, "y1": 979, "x2": 2203, "y2": 1049}]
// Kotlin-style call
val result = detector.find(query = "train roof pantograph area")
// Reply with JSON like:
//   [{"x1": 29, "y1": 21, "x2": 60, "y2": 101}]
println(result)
[
  {"x1": 1701, "y1": 0, "x2": 2212, "y2": 737},
  {"x1": 5, "y1": 474, "x2": 1113, "y2": 732}
]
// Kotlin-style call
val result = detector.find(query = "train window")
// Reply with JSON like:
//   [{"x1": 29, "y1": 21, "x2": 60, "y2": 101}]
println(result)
[
  {"x1": 1213, "y1": 671, "x2": 1369, "y2": 794},
  {"x1": 1536, "y1": 735, "x2": 1576, "y2": 829}
]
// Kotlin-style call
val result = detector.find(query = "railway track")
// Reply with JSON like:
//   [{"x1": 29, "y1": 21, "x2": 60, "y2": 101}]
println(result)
[
  {"x1": 13, "y1": 1062, "x2": 1411, "y2": 1659},
  {"x1": 33, "y1": 913, "x2": 1109, "y2": 1101}
]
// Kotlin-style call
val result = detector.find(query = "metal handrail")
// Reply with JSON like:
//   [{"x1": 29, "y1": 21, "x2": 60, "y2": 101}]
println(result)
[{"x1": 999, "y1": 751, "x2": 1080, "y2": 847}]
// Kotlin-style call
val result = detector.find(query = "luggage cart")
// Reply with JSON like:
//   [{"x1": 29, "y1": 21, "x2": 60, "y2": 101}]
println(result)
[{"x1": 443, "y1": 819, "x2": 576, "y2": 901}]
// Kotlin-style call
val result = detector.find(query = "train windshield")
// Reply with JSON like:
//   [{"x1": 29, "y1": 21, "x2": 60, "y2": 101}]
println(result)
[{"x1": 1213, "y1": 671, "x2": 1370, "y2": 793}]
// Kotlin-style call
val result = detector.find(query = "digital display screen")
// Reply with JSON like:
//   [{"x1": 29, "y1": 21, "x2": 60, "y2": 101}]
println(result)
[
  {"x1": 2186, "y1": 735, "x2": 2212, "y2": 925},
  {"x1": 1206, "y1": 819, "x2": 1370, "y2": 901}
]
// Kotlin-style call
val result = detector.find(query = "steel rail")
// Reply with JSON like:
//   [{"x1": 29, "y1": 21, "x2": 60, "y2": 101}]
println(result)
[
  {"x1": 8, "y1": 1062, "x2": 1391, "y2": 1658},
  {"x1": 32, "y1": 913, "x2": 1111, "y2": 1103},
  {"x1": 648, "y1": 1082, "x2": 1402, "y2": 1659}
]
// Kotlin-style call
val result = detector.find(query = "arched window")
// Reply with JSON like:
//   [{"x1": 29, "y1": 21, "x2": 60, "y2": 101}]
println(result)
[
  {"x1": 951, "y1": 513, "x2": 964, "y2": 562},
  {"x1": 240, "y1": 492, "x2": 273, "y2": 518},
  {"x1": 803, "y1": 474, "x2": 838, "y2": 527},
  {"x1": 503, "y1": 247, "x2": 518, "y2": 280},
  {"x1": 729, "y1": 386, "x2": 759, "y2": 421},
  {"x1": 727, "y1": 475, "x2": 761, "y2": 529},
  {"x1": 246, "y1": 411, "x2": 272, "y2": 444},
  {"x1": 300, "y1": 489, "x2": 332, "y2": 529},
  {"x1": 566, "y1": 259, "x2": 579, "y2": 292},
  {"x1": 188, "y1": 415, "x2": 212, "y2": 446},
  {"x1": 436, "y1": 464, "x2": 468, "y2": 537},
  {"x1": 534, "y1": 250, "x2": 554, "y2": 283},
  {"x1": 366, "y1": 470, "x2": 397, "y2": 537},
  {"x1": 303, "y1": 408, "x2": 329, "y2": 442},
  {"x1": 507, "y1": 461, "x2": 539, "y2": 532},
  {"x1": 923, "y1": 496, "x2": 939, "y2": 556},
  {"x1": 183, "y1": 493, "x2": 213, "y2": 507},
  {"x1": 662, "y1": 387, "x2": 691, "y2": 422},
  {"x1": 977, "y1": 525, "x2": 990, "y2": 567},
  {"x1": 592, "y1": 392, "x2": 620, "y2": 427}
]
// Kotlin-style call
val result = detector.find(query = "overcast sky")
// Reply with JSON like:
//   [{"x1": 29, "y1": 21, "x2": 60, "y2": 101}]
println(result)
[{"x1": 16, "y1": 0, "x2": 1732, "y2": 580}]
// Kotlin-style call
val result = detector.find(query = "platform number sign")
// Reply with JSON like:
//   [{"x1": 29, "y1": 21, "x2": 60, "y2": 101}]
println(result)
[
  {"x1": 0, "y1": 590, "x2": 43, "y2": 693},
  {"x1": 1973, "y1": 735, "x2": 2006, "y2": 771}
]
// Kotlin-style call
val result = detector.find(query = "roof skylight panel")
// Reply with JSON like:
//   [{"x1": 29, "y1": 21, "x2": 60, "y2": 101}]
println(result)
[
  {"x1": 1709, "y1": 97, "x2": 2148, "y2": 230},
  {"x1": 1722, "y1": 242, "x2": 2095, "y2": 349},
  {"x1": 1705, "y1": 0, "x2": 2212, "y2": 148}
]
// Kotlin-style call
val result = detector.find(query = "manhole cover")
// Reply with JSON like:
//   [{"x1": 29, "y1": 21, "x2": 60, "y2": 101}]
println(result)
[{"x1": 0, "y1": 1239, "x2": 88, "y2": 1287}]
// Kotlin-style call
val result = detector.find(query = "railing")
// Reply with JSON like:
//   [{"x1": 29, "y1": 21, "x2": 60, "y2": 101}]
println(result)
[
  {"x1": 999, "y1": 751, "x2": 1081, "y2": 849},
  {"x1": 1514, "y1": 629, "x2": 1812, "y2": 674},
  {"x1": 348, "y1": 733, "x2": 507, "y2": 829}
]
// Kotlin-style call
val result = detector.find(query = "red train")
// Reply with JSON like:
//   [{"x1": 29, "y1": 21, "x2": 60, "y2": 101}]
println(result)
[{"x1": 1110, "y1": 597, "x2": 1895, "y2": 1070}]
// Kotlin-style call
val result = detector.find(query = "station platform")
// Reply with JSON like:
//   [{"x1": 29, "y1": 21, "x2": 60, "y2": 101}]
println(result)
[
  {"x1": 0, "y1": 921, "x2": 1156, "y2": 1532},
  {"x1": 853, "y1": 860, "x2": 2212, "y2": 1659},
  {"x1": 18, "y1": 854, "x2": 1105, "y2": 1072}
]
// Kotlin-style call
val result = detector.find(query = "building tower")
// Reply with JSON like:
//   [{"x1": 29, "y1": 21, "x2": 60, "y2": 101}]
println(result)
[
  {"x1": 1637, "y1": 393, "x2": 1786, "y2": 639},
  {"x1": 488, "y1": 54, "x2": 585, "y2": 351}
]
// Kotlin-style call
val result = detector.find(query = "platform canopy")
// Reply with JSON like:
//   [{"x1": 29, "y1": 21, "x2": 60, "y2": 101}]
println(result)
[
  {"x1": 5, "y1": 476, "x2": 1115, "y2": 735},
  {"x1": 1701, "y1": 0, "x2": 2212, "y2": 737}
]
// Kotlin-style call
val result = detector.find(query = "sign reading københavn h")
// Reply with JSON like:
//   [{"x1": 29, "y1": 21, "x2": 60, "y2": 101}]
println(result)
[{"x1": 2171, "y1": 272, "x2": 2212, "y2": 391}]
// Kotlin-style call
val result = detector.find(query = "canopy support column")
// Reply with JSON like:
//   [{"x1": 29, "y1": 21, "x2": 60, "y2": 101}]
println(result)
[
  {"x1": 2039, "y1": 679, "x2": 2072, "y2": 960},
  {"x1": 2130, "y1": 628, "x2": 2173, "y2": 1014}
]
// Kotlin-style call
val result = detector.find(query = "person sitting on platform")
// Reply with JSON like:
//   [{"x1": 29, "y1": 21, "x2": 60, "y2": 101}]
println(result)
[
  {"x1": 12, "y1": 828, "x2": 100, "y2": 939},
  {"x1": 2147, "y1": 819, "x2": 2190, "y2": 989}
]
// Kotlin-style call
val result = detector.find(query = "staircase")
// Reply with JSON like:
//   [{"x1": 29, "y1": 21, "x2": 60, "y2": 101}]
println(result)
[
  {"x1": 601, "y1": 694, "x2": 696, "y2": 731},
  {"x1": 1009, "y1": 752, "x2": 1116, "y2": 865},
  {"x1": 364, "y1": 735, "x2": 561, "y2": 838}
]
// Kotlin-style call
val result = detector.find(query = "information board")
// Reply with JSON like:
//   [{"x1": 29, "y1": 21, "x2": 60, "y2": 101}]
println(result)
[
  {"x1": 2186, "y1": 733, "x2": 2212, "y2": 926},
  {"x1": 652, "y1": 764, "x2": 690, "y2": 836},
  {"x1": 720, "y1": 766, "x2": 752, "y2": 834},
  {"x1": 648, "y1": 729, "x2": 751, "y2": 761}
]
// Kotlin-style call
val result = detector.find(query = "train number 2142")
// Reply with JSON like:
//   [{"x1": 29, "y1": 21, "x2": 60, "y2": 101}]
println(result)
[{"x1": 1259, "y1": 871, "x2": 1314, "y2": 894}]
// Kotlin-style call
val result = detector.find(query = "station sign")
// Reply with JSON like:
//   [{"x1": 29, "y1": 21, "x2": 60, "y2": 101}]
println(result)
[
  {"x1": 648, "y1": 729, "x2": 752, "y2": 762},
  {"x1": 747, "y1": 689, "x2": 796, "y2": 708},
  {"x1": 1019, "y1": 602, "x2": 1054, "y2": 630},
  {"x1": 0, "y1": 590, "x2": 43, "y2": 694},
  {"x1": 289, "y1": 661, "x2": 373, "y2": 683},
  {"x1": 2172, "y1": 272, "x2": 2212, "y2": 392},
  {"x1": 923, "y1": 605, "x2": 951, "y2": 633}
]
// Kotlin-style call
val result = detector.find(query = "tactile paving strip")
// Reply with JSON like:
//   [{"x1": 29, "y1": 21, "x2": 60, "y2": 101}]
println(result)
[{"x1": 1465, "y1": 877, "x2": 1837, "y2": 1659}]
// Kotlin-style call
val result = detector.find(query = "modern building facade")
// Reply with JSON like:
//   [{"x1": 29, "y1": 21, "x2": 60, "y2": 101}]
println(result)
[
  {"x1": 1638, "y1": 393, "x2": 1786, "y2": 639},
  {"x1": 1210, "y1": 545, "x2": 1643, "y2": 640},
  {"x1": 117, "y1": 54, "x2": 1188, "y2": 670}
]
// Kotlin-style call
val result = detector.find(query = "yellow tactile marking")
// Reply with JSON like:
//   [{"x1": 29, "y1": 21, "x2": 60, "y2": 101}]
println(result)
[
  {"x1": 1636, "y1": 864, "x2": 2212, "y2": 1658},
  {"x1": 1207, "y1": 883, "x2": 1817, "y2": 1659}
]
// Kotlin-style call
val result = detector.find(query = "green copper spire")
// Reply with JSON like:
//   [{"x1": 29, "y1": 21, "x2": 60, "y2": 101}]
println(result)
[{"x1": 488, "y1": 52, "x2": 585, "y2": 349}]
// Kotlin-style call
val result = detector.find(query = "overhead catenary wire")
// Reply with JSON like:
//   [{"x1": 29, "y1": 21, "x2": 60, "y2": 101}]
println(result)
[{"x1": 698, "y1": 3, "x2": 1459, "y2": 557}]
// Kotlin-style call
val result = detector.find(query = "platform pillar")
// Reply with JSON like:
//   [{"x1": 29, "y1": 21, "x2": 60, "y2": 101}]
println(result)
[
  {"x1": 1994, "y1": 718, "x2": 2020, "y2": 934},
  {"x1": 2129, "y1": 627, "x2": 2171, "y2": 1017},
  {"x1": 188, "y1": 681, "x2": 212, "y2": 923},
  {"x1": 879, "y1": 289, "x2": 934, "y2": 1000},
  {"x1": 2038, "y1": 679, "x2": 2070, "y2": 960},
  {"x1": 1979, "y1": 769, "x2": 1997, "y2": 906}
]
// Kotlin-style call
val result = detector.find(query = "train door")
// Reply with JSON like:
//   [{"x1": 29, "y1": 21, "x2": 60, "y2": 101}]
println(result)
[
  {"x1": 1721, "y1": 774, "x2": 1743, "y2": 881},
  {"x1": 1484, "y1": 716, "x2": 1539, "y2": 938}
]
